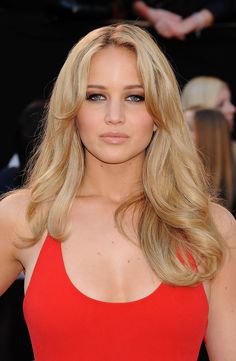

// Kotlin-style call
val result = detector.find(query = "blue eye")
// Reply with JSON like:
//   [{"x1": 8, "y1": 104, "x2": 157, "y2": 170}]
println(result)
[
  {"x1": 126, "y1": 95, "x2": 145, "y2": 102},
  {"x1": 86, "y1": 94, "x2": 106, "y2": 101}
]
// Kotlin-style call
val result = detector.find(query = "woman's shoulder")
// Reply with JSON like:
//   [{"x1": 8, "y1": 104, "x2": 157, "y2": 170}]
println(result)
[
  {"x1": 208, "y1": 202, "x2": 236, "y2": 301},
  {"x1": 0, "y1": 189, "x2": 34, "y2": 295},
  {"x1": 0, "y1": 188, "x2": 30, "y2": 215},
  {"x1": 0, "y1": 188, "x2": 32, "y2": 240},
  {"x1": 205, "y1": 203, "x2": 236, "y2": 358},
  {"x1": 209, "y1": 202, "x2": 236, "y2": 247}
]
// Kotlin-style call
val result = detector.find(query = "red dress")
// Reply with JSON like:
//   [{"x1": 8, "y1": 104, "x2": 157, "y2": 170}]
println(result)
[{"x1": 23, "y1": 235, "x2": 208, "y2": 361}]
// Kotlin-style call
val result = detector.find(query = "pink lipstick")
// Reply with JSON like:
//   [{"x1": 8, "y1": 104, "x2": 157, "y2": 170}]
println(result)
[{"x1": 100, "y1": 132, "x2": 129, "y2": 144}]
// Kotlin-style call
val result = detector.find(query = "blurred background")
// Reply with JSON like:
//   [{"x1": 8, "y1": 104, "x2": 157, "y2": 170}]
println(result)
[{"x1": 0, "y1": 1, "x2": 235, "y2": 360}]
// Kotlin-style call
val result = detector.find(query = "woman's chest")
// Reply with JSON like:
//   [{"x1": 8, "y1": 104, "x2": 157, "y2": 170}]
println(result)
[
  {"x1": 59, "y1": 216, "x2": 161, "y2": 303},
  {"x1": 23, "y1": 234, "x2": 208, "y2": 361}
]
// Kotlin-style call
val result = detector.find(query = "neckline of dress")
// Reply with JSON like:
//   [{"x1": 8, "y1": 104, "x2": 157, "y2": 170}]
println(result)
[{"x1": 59, "y1": 239, "x2": 166, "y2": 306}]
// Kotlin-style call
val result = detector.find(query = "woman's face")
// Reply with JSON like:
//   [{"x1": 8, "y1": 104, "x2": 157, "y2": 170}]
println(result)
[
  {"x1": 216, "y1": 85, "x2": 235, "y2": 131},
  {"x1": 76, "y1": 46, "x2": 156, "y2": 165}
]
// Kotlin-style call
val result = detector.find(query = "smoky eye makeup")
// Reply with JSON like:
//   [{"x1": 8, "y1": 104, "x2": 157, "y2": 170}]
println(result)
[
  {"x1": 126, "y1": 95, "x2": 145, "y2": 102},
  {"x1": 85, "y1": 93, "x2": 106, "y2": 101}
]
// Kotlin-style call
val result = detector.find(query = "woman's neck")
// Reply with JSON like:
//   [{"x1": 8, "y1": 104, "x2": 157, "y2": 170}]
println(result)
[{"x1": 78, "y1": 153, "x2": 144, "y2": 203}]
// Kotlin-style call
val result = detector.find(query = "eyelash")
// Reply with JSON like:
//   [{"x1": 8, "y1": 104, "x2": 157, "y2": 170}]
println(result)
[
  {"x1": 126, "y1": 95, "x2": 145, "y2": 102},
  {"x1": 86, "y1": 94, "x2": 105, "y2": 101},
  {"x1": 85, "y1": 94, "x2": 145, "y2": 102}
]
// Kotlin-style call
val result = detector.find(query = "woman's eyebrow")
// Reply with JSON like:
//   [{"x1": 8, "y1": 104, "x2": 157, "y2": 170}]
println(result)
[
  {"x1": 87, "y1": 84, "x2": 144, "y2": 89},
  {"x1": 124, "y1": 85, "x2": 144, "y2": 89}
]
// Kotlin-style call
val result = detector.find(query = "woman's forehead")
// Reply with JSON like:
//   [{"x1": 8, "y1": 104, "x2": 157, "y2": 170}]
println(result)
[{"x1": 87, "y1": 47, "x2": 141, "y2": 86}]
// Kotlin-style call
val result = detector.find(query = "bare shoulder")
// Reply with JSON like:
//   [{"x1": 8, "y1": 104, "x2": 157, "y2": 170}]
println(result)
[
  {"x1": 0, "y1": 188, "x2": 30, "y2": 209},
  {"x1": 209, "y1": 202, "x2": 236, "y2": 246},
  {"x1": 0, "y1": 189, "x2": 32, "y2": 241},
  {"x1": 0, "y1": 189, "x2": 32, "y2": 295},
  {"x1": 208, "y1": 201, "x2": 236, "y2": 296},
  {"x1": 205, "y1": 204, "x2": 236, "y2": 360}
]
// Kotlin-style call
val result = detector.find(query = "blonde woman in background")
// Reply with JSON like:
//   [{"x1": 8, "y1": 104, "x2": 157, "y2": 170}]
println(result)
[
  {"x1": 181, "y1": 76, "x2": 236, "y2": 131},
  {"x1": 181, "y1": 76, "x2": 236, "y2": 170},
  {"x1": 0, "y1": 24, "x2": 235, "y2": 361}
]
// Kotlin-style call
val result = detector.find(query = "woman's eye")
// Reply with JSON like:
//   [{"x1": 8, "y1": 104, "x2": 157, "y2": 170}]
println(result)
[
  {"x1": 126, "y1": 95, "x2": 145, "y2": 102},
  {"x1": 86, "y1": 94, "x2": 105, "y2": 101}
]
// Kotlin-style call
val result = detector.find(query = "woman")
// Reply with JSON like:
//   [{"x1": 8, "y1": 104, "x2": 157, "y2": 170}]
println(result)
[
  {"x1": 181, "y1": 76, "x2": 236, "y2": 131},
  {"x1": 0, "y1": 23, "x2": 235, "y2": 361},
  {"x1": 181, "y1": 75, "x2": 236, "y2": 178}
]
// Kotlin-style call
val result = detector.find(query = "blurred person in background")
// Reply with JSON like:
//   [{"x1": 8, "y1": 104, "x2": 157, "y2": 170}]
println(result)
[
  {"x1": 181, "y1": 76, "x2": 236, "y2": 172},
  {"x1": 185, "y1": 108, "x2": 236, "y2": 214},
  {"x1": 0, "y1": 99, "x2": 46, "y2": 195},
  {"x1": 132, "y1": 0, "x2": 236, "y2": 40}
]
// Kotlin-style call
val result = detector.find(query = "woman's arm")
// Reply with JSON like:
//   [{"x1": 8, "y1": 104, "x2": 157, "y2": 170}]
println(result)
[
  {"x1": 132, "y1": 2, "x2": 214, "y2": 39},
  {"x1": 206, "y1": 203, "x2": 236, "y2": 360},
  {"x1": 0, "y1": 192, "x2": 27, "y2": 295}
]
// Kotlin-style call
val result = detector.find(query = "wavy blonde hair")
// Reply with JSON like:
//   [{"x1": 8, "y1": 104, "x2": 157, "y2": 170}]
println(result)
[
  {"x1": 181, "y1": 76, "x2": 228, "y2": 110},
  {"x1": 24, "y1": 23, "x2": 224, "y2": 286}
]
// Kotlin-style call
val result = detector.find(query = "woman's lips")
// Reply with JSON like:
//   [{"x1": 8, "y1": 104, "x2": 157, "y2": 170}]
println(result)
[{"x1": 100, "y1": 132, "x2": 129, "y2": 144}]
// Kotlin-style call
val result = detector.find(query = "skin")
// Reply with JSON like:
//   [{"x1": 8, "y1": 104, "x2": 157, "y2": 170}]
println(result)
[
  {"x1": 76, "y1": 46, "x2": 156, "y2": 170},
  {"x1": 133, "y1": 1, "x2": 214, "y2": 40},
  {"x1": 216, "y1": 85, "x2": 236, "y2": 131},
  {"x1": 0, "y1": 46, "x2": 236, "y2": 360},
  {"x1": 184, "y1": 109, "x2": 196, "y2": 142}
]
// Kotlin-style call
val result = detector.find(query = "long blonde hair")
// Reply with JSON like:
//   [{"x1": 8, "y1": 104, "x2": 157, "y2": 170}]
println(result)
[
  {"x1": 194, "y1": 109, "x2": 235, "y2": 210},
  {"x1": 25, "y1": 23, "x2": 223, "y2": 286},
  {"x1": 181, "y1": 76, "x2": 227, "y2": 110}
]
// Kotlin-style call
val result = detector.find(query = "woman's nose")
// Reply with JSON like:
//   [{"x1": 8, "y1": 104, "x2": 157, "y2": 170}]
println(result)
[{"x1": 104, "y1": 100, "x2": 125, "y2": 124}]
